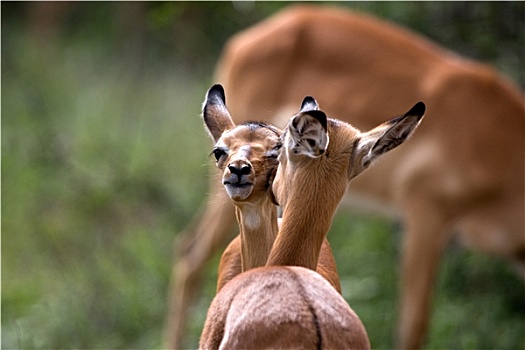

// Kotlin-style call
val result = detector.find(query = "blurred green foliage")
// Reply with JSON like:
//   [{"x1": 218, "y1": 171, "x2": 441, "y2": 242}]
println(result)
[{"x1": 2, "y1": 2, "x2": 524, "y2": 349}]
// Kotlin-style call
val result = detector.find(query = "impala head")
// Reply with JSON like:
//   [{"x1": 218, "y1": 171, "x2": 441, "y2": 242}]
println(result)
[
  {"x1": 202, "y1": 84, "x2": 282, "y2": 203},
  {"x1": 273, "y1": 97, "x2": 425, "y2": 207}
]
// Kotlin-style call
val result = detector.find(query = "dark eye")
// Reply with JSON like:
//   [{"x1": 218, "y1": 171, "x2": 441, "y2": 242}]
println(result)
[
  {"x1": 211, "y1": 148, "x2": 226, "y2": 161},
  {"x1": 266, "y1": 143, "x2": 282, "y2": 159}
]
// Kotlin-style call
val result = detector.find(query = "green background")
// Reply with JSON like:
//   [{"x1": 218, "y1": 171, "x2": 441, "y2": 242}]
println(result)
[{"x1": 2, "y1": 2, "x2": 524, "y2": 349}]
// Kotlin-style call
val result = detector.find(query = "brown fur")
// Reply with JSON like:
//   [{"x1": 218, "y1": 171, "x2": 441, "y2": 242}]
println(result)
[
  {"x1": 201, "y1": 266, "x2": 369, "y2": 350},
  {"x1": 217, "y1": 234, "x2": 341, "y2": 293}
]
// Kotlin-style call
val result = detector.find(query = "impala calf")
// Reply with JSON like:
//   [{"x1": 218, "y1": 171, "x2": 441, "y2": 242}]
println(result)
[
  {"x1": 268, "y1": 98, "x2": 425, "y2": 270},
  {"x1": 200, "y1": 90, "x2": 425, "y2": 349}
]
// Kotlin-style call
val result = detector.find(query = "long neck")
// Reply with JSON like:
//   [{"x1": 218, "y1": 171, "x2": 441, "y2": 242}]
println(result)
[
  {"x1": 267, "y1": 158, "x2": 348, "y2": 269},
  {"x1": 236, "y1": 195, "x2": 279, "y2": 271}
]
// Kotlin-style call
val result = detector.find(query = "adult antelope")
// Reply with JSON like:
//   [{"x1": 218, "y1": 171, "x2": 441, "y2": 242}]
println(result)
[
  {"x1": 201, "y1": 84, "x2": 341, "y2": 293},
  {"x1": 200, "y1": 85, "x2": 424, "y2": 349},
  {"x1": 166, "y1": 5, "x2": 524, "y2": 349}
]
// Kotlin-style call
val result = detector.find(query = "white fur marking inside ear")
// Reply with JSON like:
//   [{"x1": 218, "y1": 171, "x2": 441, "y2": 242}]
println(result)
[
  {"x1": 357, "y1": 135, "x2": 376, "y2": 168},
  {"x1": 288, "y1": 114, "x2": 329, "y2": 158},
  {"x1": 362, "y1": 151, "x2": 373, "y2": 168}
]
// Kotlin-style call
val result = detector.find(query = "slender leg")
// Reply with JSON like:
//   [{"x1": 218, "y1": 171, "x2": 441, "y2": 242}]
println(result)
[
  {"x1": 397, "y1": 201, "x2": 453, "y2": 349},
  {"x1": 164, "y1": 184, "x2": 236, "y2": 349}
]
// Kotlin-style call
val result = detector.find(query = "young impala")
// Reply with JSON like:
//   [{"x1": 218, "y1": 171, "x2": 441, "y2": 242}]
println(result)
[{"x1": 199, "y1": 84, "x2": 424, "y2": 349}]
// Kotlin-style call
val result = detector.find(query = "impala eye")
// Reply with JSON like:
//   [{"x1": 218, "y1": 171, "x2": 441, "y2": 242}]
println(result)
[
  {"x1": 211, "y1": 148, "x2": 227, "y2": 162},
  {"x1": 266, "y1": 143, "x2": 282, "y2": 159}
]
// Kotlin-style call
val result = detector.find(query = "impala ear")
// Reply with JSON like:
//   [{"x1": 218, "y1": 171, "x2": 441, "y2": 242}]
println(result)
[
  {"x1": 299, "y1": 96, "x2": 319, "y2": 113},
  {"x1": 202, "y1": 84, "x2": 235, "y2": 142},
  {"x1": 353, "y1": 102, "x2": 425, "y2": 177},
  {"x1": 287, "y1": 110, "x2": 329, "y2": 158}
]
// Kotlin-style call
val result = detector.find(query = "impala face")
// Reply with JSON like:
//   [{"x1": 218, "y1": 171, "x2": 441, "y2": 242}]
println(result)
[
  {"x1": 212, "y1": 122, "x2": 282, "y2": 202},
  {"x1": 202, "y1": 84, "x2": 282, "y2": 202}
]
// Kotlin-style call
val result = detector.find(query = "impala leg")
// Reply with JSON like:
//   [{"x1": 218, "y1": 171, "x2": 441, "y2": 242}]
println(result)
[
  {"x1": 164, "y1": 186, "x2": 236, "y2": 349},
  {"x1": 397, "y1": 203, "x2": 453, "y2": 350}
]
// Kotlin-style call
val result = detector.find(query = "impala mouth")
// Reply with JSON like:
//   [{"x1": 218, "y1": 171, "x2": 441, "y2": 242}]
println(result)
[{"x1": 223, "y1": 182, "x2": 254, "y2": 201}]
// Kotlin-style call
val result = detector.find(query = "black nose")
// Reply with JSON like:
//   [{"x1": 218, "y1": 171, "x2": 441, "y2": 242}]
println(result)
[{"x1": 228, "y1": 163, "x2": 251, "y2": 176}]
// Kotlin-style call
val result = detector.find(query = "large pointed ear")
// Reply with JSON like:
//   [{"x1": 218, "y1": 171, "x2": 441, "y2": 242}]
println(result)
[
  {"x1": 202, "y1": 84, "x2": 235, "y2": 142},
  {"x1": 287, "y1": 110, "x2": 329, "y2": 158},
  {"x1": 353, "y1": 102, "x2": 425, "y2": 176}
]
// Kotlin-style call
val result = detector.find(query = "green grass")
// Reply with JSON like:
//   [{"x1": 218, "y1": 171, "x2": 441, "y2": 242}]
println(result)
[
  {"x1": 3, "y1": 15, "x2": 524, "y2": 350},
  {"x1": 2, "y1": 29, "x2": 212, "y2": 348}
]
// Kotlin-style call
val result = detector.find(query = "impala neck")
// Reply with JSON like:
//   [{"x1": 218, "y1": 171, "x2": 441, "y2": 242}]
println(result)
[
  {"x1": 267, "y1": 157, "x2": 349, "y2": 270},
  {"x1": 235, "y1": 195, "x2": 279, "y2": 271}
]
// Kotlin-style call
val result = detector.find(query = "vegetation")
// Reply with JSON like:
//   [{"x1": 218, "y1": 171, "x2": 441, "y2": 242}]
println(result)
[{"x1": 2, "y1": 2, "x2": 524, "y2": 349}]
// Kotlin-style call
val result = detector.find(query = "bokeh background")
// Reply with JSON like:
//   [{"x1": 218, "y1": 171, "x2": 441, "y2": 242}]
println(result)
[{"x1": 2, "y1": 2, "x2": 524, "y2": 349}]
